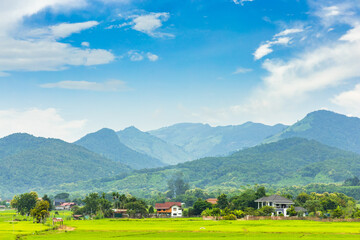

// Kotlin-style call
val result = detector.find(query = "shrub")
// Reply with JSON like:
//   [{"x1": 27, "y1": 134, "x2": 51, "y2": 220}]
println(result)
[
  {"x1": 232, "y1": 210, "x2": 245, "y2": 218},
  {"x1": 223, "y1": 214, "x2": 236, "y2": 220}
]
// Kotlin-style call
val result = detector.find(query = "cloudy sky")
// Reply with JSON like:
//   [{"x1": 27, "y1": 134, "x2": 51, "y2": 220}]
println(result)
[{"x1": 1, "y1": 0, "x2": 360, "y2": 141}]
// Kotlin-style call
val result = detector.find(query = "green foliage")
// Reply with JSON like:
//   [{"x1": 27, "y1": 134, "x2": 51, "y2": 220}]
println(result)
[
  {"x1": 216, "y1": 194, "x2": 229, "y2": 209},
  {"x1": 148, "y1": 206, "x2": 154, "y2": 214},
  {"x1": 42, "y1": 195, "x2": 53, "y2": 211},
  {"x1": 266, "y1": 110, "x2": 360, "y2": 154},
  {"x1": 30, "y1": 200, "x2": 50, "y2": 223},
  {"x1": 54, "y1": 193, "x2": 70, "y2": 200},
  {"x1": 11, "y1": 192, "x2": 38, "y2": 216},
  {"x1": 0, "y1": 133, "x2": 130, "y2": 197},
  {"x1": 75, "y1": 128, "x2": 165, "y2": 169},
  {"x1": 287, "y1": 206, "x2": 297, "y2": 217},
  {"x1": 343, "y1": 176, "x2": 360, "y2": 186},
  {"x1": 167, "y1": 172, "x2": 189, "y2": 198},
  {"x1": 192, "y1": 199, "x2": 213, "y2": 216},
  {"x1": 332, "y1": 206, "x2": 344, "y2": 218},
  {"x1": 257, "y1": 206, "x2": 275, "y2": 216},
  {"x1": 223, "y1": 214, "x2": 237, "y2": 220}
]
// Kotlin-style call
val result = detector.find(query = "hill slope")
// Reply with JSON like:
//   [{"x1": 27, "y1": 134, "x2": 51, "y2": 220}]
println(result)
[
  {"x1": 47, "y1": 138, "x2": 360, "y2": 197},
  {"x1": 149, "y1": 122, "x2": 287, "y2": 159},
  {"x1": 0, "y1": 133, "x2": 130, "y2": 197},
  {"x1": 75, "y1": 128, "x2": 165, "y2": 169},
  {"x1": 265, "y1": 110, "x2": 360, "y2": 153},
  {"x1": 117, "y1": 127, "x2": 193, "y2": 165}
]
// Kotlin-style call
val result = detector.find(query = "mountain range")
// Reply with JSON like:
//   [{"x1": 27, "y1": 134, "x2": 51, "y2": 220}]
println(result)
[
  {"x1": 0, "y1": 133, "x2": 130, "y2": 197},
  {"x1": 2, "y1": 109, "x2": 360, "y2": 198}
]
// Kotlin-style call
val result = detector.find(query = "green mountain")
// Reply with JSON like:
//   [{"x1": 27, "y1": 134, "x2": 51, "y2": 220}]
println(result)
[
  {"x1": 75, "y1": 128, "x2": 165, "y2": 169},
  {"x1": 149, "y1": 122, "x2": 287, "y2": 159},
  {"x1": 0, "y1": 133, "x2": 130, "y2": 197},
  {"x1": 265, "y1": 110, "x2": 360, "y2": 153},
  {"x1": 117, "y1": 126, "x2": 193, "y2": 165},
  {"x1": 46, "y1": 138, "x2": 360, "y2": 197}
]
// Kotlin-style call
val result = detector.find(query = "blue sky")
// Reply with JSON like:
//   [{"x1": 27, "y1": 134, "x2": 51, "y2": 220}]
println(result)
[{"x1": 1, "y1": 0, "x2": 360, "y2": 141}]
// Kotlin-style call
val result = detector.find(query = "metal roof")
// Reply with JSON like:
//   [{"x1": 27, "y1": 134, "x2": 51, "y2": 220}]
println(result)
[{"x1": 254, "y1": 195, "x2": 294, "y2": 204}]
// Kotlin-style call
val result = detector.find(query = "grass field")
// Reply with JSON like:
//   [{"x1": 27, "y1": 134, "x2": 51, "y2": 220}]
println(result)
[{"x1": 1, "y1": 210, "x2": 360, "y2": 239}]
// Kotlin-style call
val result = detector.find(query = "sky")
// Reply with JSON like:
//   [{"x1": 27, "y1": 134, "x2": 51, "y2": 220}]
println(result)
[{"x1": 1, "y1": 0, "x2": 360, "y2": 142}]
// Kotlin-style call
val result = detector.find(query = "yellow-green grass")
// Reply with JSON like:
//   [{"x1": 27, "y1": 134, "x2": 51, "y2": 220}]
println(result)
[{"x1": 18, "y1": 218, "x2": 360, "y2": 240}]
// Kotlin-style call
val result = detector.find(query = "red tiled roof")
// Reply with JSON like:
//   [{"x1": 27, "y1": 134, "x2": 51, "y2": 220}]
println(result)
[
  {"x1": 206, "y1": 198, "x2": 218, "y2": 204},
  {"x1": 60, "y1": 202, "x2": 76, "y2": 206},
  {"x1": 155, "y1": 202, "x2": 181, "y2": 210}
]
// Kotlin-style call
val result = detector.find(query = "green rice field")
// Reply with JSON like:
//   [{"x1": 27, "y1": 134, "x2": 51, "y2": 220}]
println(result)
[{"x1": 1, "y1": 210, "x2": 360, "y2": 239}]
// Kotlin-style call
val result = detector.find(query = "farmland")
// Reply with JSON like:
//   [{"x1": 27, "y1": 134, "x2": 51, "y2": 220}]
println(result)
[{"x1": 1, "y1": 211, "x2": 360, "y2": 240}]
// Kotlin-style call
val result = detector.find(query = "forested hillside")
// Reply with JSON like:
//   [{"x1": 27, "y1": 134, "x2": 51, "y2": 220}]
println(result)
[
  {"x1": 0, "y1": 133, "x2": 130, "y2": 197},
  {"x1": 75, "y1": 128, "x2": 165, "y2": 169},
  {"x1": 265, "y1": 110, "x2": 360, "y2": 153},
  {"x1": 41, "y1": 138, "x2": 360, "y2": 198}
]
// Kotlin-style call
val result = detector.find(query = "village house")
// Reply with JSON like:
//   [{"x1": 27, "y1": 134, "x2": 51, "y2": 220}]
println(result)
[
  {"x1": 255, "y1": 195, "x2": 306, "y2": 216},
  {"x1": 0, "y1": 205, "x2": 5, "y2": 211},
  {"x1": 55, "y1": 202, "x2": 76, "y2": 210},
  {"x1": 155, "y1": 202, "x2": 182, "y2": 217}
]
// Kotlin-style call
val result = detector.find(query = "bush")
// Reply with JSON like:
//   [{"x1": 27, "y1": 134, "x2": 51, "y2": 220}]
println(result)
[
  {"x1": 223, "y1": 214, "x2": 236, "y2": 220},
  {"x1": 232, "y1": 210, "x2": 245, "y2": 218}
]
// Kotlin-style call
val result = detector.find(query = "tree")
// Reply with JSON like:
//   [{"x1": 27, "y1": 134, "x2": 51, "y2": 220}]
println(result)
[
  {"x1": 217, "y1": 194, "x2": 229, "y2": 210},
  {"x1": 42, "y1": 194, "x2": 53, "y2": 211},
  {"x1": 255, "y1": 186, "x2": 266, "y2": 199},
  {"x1": 332, "y1": 206, "x2": 344, "y2": 218},
  {"x1": 167, "y1": 172, "x2": 189, "y2": 198},
  {"x1": 148, "y1": 206, "x2": 154, "y2": 214},
  {"x1": 343, "y1": 176, "x2": 360, "y2": 186},
  {"x1": 295, "y1": 192, "x2": 311, "y2": 206},
  {"x1": 287, "y1": 205, "x2": 297, "y2": 216},
  {"x1": 257, "y1": 206, "x2": 274, "y2": 216},
  {"x1": 125, "y1": 201, "x2": 148, "y2": 217},
  {"x1": 11, "y1": 192, "x2": 38, "y2": 216},
  {"x1": 192, "y1": 199, "x2": 212, "y2": 216},
  {"x1": 54, "y1": 193, "x2": 70, "y2": 200},
  {"x1": 30, "y1": 200, "x2": 50, "y2": 223},
  {"x1": 304, "y1": 200, "x2": 321, "y2": 213},
  {"x1": 83, "y1": 193, "x2": 100, "y2": 215}
]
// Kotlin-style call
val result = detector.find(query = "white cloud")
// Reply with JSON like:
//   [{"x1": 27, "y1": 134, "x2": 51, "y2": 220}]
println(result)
[
  {"x1": 81, "y1": 41, "x2": 90, "y2": 47},
  {"x1": 233, "y1": 0, "x2": 254, "y2": 6},
  {"x1": 127, "y1": 50, "x2": 159, "y2": 62},
  {"x1": 0, "y1": 1, "x2": 114, "y2": 74},
  {"x1": 40, "y1": 80, "x2": 129, "y2": 91},
  {"x1": 253, "y1": 26, "x2": 304, "y2": 60},
  {"x1": 0, "y1": 108, "x2": 87, "y2": 142},
  {"x1": 274, "y1": 28, "x2": 304, "y2": 37},
  {"x1": 332, "y1": 84, "x2": 360, "y2": 114},
  {"x1": 254, "y1": 37, "x2": 291, "y2": 60},
  {"x1": 233, "y1": 67, "x2": 252, "y2": 74},
  {"x1": 340, "y1": 25, "x2": 360, "y2": 42},
  {"x1": 114, "y1": 12, "x2": 174, "y2": 38},
  {"x1": 147, "y1": 52, "x2": 159, "y2": 61},
  {"x1": 50, "y1": 21, "x2": 99, "y2": 39},
  {"x1": 128, "y1": 50, "x2": 144, "y2": 61}
]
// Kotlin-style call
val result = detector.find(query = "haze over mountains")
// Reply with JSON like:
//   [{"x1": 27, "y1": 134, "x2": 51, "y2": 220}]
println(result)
[{"x1": 1, "y1": 109, "x2": 360, "y2": 198}]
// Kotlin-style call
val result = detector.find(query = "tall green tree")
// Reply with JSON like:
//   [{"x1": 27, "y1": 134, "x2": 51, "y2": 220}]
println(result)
[
  {"x1": 11, "y1": 192, "x2": 38, "y2": 216},
  {"x1": 30, "y1": 200, "x2": 50, "y2": 223},
  {"x1": 167, "y1": 172, "x2": 189, "y2": 198},
  {"x1": 42, "y1": 194, "x2": 53, "y2": 211},
  {"x1": 217, "y1": 194, "x2": 229, "y2": 209}
]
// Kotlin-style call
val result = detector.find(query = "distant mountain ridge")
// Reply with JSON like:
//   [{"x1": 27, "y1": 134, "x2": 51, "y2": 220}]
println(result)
[
  {"x1": 42, "y1": 137, "x2": 360, "y2": 197},
  {"x1": 265, "y1": 110, "x2": 360, "y2": 154},
  {"x1": 0, "y1": 133, "x2": 130, "y2": 197},
  {"x1": 117, "y1": 126, "x2": 193, "y2": 165},
  {"x1": 149, "y1": 122, "x2": 288, "y2": 158},
  {"x1": 74, "y1": 128, "x2": 165, "y2": 169}
]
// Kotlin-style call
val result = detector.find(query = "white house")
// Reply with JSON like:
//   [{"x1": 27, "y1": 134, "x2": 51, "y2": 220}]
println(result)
[
  {"x1": 155, "y1": 202, "x2": 183, "y2": 217},
  {"x1": 255, "y1": 195, "x2": 295, "y2": 216}
]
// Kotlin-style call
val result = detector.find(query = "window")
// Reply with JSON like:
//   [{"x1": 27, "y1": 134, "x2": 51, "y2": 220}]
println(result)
[{"x1": 173, "y1": 207, "x2": 177, "y2": 211}]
